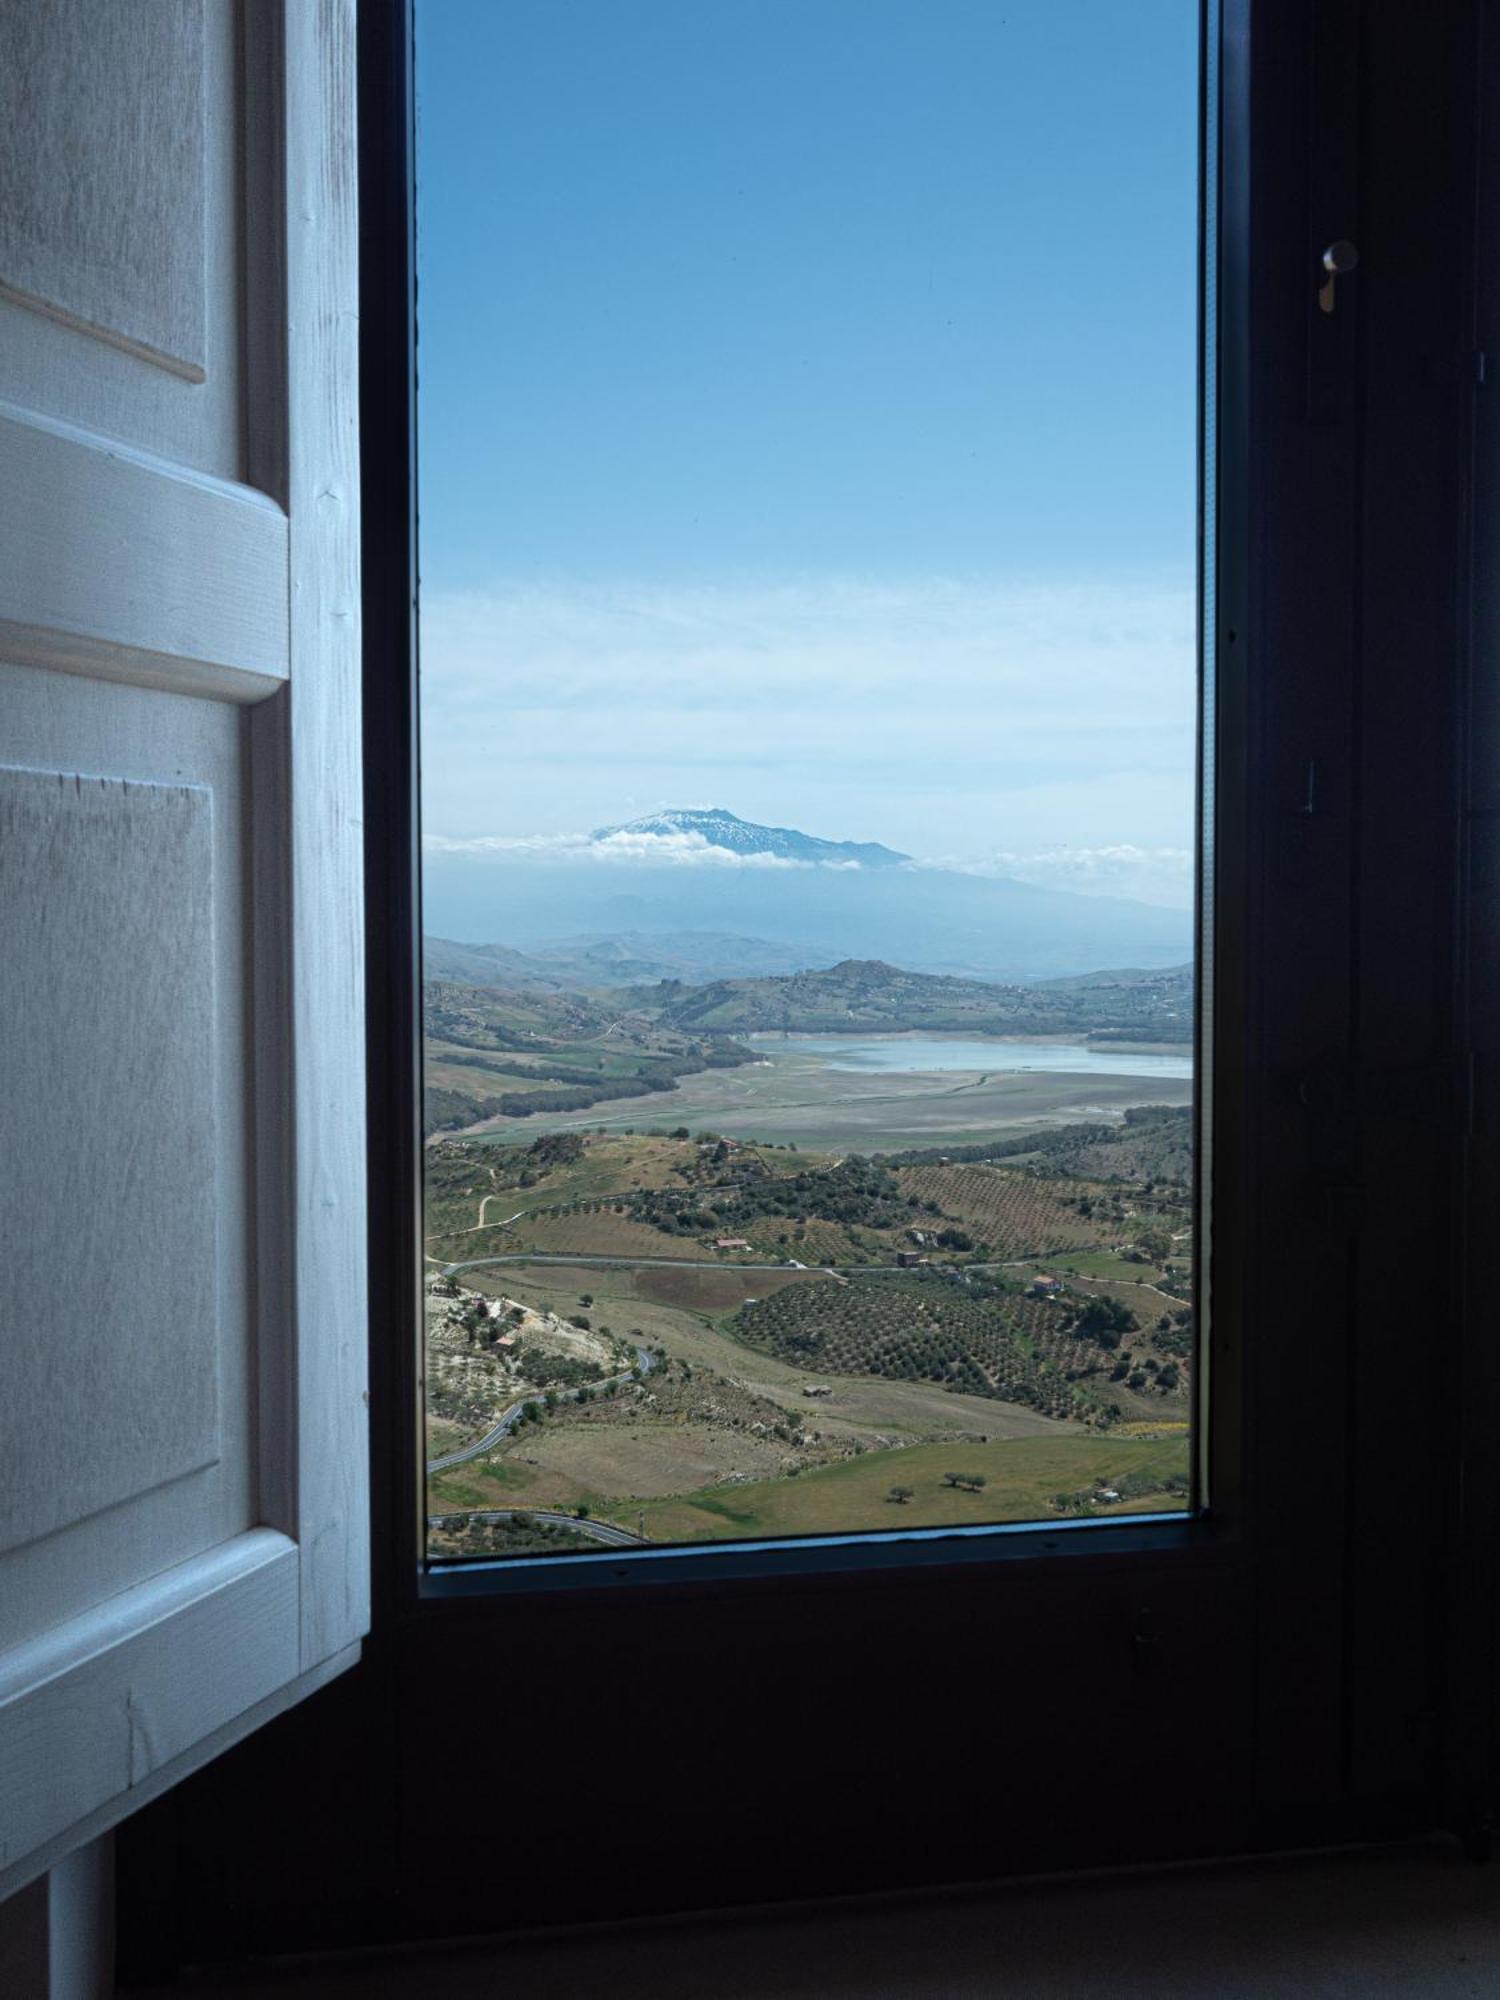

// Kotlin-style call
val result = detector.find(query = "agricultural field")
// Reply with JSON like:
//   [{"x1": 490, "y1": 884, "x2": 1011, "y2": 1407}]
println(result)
[
  {"x1": 893, "y1": 1163, "x2": 1113, "y2": 1255},
  {"x1": 627, "y1": 1434, "x2": 1192, "y2": 1543},
  {"x1": 735, "y1": 1271, "x2": 1134, "y2": 1426},
  {"x1": 424, "y1": 1111, "x2": 1196, "y2": 1556}
]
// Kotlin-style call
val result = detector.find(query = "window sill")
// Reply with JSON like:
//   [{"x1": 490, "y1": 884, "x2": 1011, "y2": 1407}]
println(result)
[{"x1": 418, "y1": 1505, "x2": 1233, "y2": 1604}]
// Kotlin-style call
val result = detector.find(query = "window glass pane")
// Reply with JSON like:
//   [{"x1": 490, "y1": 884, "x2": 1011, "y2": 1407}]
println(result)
[{"x1": 416, "y1": 0, "x2": 1200, "y2": 1561}]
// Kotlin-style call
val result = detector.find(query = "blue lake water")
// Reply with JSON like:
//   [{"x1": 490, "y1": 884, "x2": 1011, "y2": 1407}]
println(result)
[{"x1": 749, "y1": 1034, "x2": 1193, "y2": 1081}]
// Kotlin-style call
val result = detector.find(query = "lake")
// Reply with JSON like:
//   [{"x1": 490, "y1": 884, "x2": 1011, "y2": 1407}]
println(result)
[
  {"x1": 749, "y1": 1034, "x2": 1194, "y2": 1082},
  {"x1": 473, "y1": 1030, "x2": 1194, "y2": 1154}
]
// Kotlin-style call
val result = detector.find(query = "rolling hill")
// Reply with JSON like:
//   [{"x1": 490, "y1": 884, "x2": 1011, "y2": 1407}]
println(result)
[{"x1": 636, "y1": 959, "x2": 1193, "y2": 1040}]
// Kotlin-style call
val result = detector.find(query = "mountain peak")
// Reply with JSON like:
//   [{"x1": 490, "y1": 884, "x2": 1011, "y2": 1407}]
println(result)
[{"x1": 593, "y1": 807, "x2": 910, "y2": 870}]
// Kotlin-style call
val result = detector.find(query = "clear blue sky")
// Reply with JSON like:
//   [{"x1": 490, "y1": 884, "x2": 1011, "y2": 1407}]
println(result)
[{"x1": 415, "y1": 0, "x2": 1199, "y2": 902}]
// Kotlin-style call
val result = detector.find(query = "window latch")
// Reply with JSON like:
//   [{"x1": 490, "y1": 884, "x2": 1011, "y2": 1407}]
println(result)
[{"x1": 1318, "y1": 238, "x2": 1359, "y2": 314}]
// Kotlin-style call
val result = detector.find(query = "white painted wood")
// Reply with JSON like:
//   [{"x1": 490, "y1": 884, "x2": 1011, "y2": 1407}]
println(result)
[
  {"x1": 0, "y1": 768, "x2": 218, "y2": 1555},
  {"x1": 0, "y1": 402, "x2": 289, "y2": 699},
  {"x1": 278, "y1": 0, "x2": 370, "y2": 1668},
  {"x1": 0, "y1": 0, "x2": 368, "y2": 1890},
  {"x1": 0, "y1": 663, "x2": 253, "y2": 1655},
  {"x1": 46, "y1": 1837, "x2": 113, "y2": 2000},
  {"x1": 0, "y1": 1, "x2": 207, "y2": 379},
  {"x1": 0, "y1": 2, "x2": 243, "y2": 484},
  {"x1": 0, "y1": 1643, "x2": 360, "y2": 1912},
  {"x1": 0, "y1": 1533, "x2": 298, "y2": 1878}
]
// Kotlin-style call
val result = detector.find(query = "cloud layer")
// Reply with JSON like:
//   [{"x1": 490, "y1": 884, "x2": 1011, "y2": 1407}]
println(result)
[
  {"x1": 418, "y1": 571, "x2": 1195, "y2": 876},
  {"x1": 424, "y1": 827, "x2": 846, "y2": 869},
  {"x1": 924, "y1": 843, "x2": 1194, "y2": 908}
]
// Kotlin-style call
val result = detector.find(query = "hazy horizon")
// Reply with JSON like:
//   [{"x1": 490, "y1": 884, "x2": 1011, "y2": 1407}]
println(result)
[{"x1": 416, "y1": 0, "x2": 1198, "y2": 916}]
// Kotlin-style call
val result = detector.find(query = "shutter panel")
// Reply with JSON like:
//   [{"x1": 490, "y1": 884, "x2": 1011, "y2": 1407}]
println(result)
[{"x1": 0, "y1": 0, "x2": 368, "y2": 1897}]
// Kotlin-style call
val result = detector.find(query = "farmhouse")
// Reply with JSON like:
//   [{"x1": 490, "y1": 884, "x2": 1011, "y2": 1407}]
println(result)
[
  {"x1": 896, "y1": 1250, "x2": 930, "y2": 1268},
  {"x1": 715, "y1": 1236, "x2": 752, "y2": 1251},
  {"x1": 1031, "y1": 1274, "x2": 1061, "y2": 1295}
]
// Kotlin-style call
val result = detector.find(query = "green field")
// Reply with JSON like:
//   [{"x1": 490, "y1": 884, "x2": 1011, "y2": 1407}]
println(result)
[{"x1": 626, "y1": 1435, "x2": 1191, "y2": 1543}]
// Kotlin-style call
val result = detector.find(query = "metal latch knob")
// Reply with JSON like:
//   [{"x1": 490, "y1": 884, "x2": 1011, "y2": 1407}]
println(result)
[{"x1": 1319, "y1": 239, "x2": 1359, "y2": 314}]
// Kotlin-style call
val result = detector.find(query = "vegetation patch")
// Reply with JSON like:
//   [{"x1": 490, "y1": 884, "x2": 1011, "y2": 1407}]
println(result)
[{"x1": 734, "y1": 1270, "x2": 1118, "y2": 1425}]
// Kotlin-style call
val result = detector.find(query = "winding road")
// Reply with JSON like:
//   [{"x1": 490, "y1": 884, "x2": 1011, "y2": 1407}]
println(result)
[
  {"x1": 425, "y1": 1339, "x2": 657, "y2": 1475},
  {"x1": 425, "y1": 1245, "x2": 1183, "y2": 1528},
  {"x1": 428, "y1": 1506, "x2": 647, "y2": 1549}
]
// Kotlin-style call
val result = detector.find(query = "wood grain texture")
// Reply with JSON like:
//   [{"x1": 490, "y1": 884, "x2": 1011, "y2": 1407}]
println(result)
[
  {"x1": 0, "y1": 0, "x2": 207, "y2": 379},
  {"x1": 0, "y1": 3, "x2": 243, "y2": 488},
  {"x1": 0, "y1": 401, "x2": 288, "y2": 699},
  {"x1": 0, "y1": 1530, "x2": 297, "y2": 1879},
  {"x1": 0, "y1": 768, "x2": 220, "y2": 1554},
  {"x1": 278, "y1": 0, "x2": 370, "y2": 1669},
  {"x1": 0, "y1": 665, "x2": 254, "y2": 1654}
]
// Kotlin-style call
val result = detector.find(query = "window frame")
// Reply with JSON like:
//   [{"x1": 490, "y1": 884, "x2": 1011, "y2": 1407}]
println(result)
[{"x1": 372, "y1": 0, "x2": 1241, "y2": 1605}]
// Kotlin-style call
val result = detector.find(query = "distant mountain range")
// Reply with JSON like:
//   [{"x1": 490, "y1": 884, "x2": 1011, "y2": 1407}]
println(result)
[
  {"x1": 423, "y1": 930, "x2": 840, "y2": 991},
  {"x1": 423, "y1": 807, "x2": 1193, "y2": 981},
  {"x1": 639, "y1": 958, "x2": 1193, "y2": 1041}
]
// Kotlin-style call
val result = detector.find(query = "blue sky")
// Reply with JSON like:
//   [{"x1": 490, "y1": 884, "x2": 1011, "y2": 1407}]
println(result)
[{"x1": 416, "y1": 0, "x2": 1198, "y2": 904}]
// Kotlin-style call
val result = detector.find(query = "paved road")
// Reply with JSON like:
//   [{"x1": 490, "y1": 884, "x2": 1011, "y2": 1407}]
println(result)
[
  {"x1": 440, "y1": 1250, "x2": 1088, "y2": 1284},
  {"x1": 429, "y1": 1506, "x2": 647, "y2": 1548},
  {"x1": 425, "y1": 1340, "x2": 657, "y2": 1475},
  {"x1": 425, "y1": 1245, "x2": 1174, "y2": 1475},
  {"x1": 441, "y1": 1250, "x2": 841, "y2": 1280}
]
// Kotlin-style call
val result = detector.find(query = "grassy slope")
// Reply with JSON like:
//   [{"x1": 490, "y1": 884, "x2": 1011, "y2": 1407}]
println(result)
[{"x1": 627, "y1": 1434, "x2": 1191, "y2": 1543}]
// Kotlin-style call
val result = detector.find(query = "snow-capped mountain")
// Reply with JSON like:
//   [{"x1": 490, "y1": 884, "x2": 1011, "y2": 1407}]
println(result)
[
  {"x1": 592, "y1": 808, "x2": 910, "y2": 870},
  {"x1": 424, "y1": 806, "x2": 1193, "y2": 981}
]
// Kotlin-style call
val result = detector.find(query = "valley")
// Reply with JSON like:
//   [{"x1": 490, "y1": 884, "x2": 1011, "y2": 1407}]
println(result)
[
  {"x1": 420, "y1": 811, "x2": 1196, "y2": 1559},
  {"x1": 425, "y1": 1091, "x2": 1194, "y2": 1555}
]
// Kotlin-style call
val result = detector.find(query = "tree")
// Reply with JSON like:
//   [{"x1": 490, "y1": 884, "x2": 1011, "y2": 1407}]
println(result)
[
  {"x1": 888, "y1": 1485, "x2": 914, "y2": 1505},
  {"x1": 1132, "y1": 1222, "x2": 1173, "y2": 1266}
]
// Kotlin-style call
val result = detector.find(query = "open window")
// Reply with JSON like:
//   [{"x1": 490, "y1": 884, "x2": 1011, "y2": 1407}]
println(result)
[
  {"x1": 414, "y1": 0, "x2": 1207, "y2": 1571},
  {"x1": 112, "y1": 0, "x2": 1498, "y2": 1968}
]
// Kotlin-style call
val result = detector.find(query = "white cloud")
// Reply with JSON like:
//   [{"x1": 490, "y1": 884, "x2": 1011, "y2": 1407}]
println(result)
[
  {"x1": 423, "y1": 827, "x2": 821, "y2": 868},
  {"x1": 417, "y1": 570, "x2": 1195, "y2": 859},
  {"x1": 919, "y1": 842, "x2": 1194, "y2": 908}
]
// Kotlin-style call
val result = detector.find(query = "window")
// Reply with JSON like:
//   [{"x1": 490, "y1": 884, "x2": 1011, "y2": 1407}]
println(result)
[
  {"x1": 114, "y1": 0, "x2": 1497, "y2": 1966},
  {"x1": 414, "y1": 0, "x2": 1205, "y2": 1563}
]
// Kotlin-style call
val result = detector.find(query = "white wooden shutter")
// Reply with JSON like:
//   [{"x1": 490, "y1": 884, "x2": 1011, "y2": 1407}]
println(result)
[{"x1": 0, "y1": 0, "x2": 368, "y2": 1897}]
